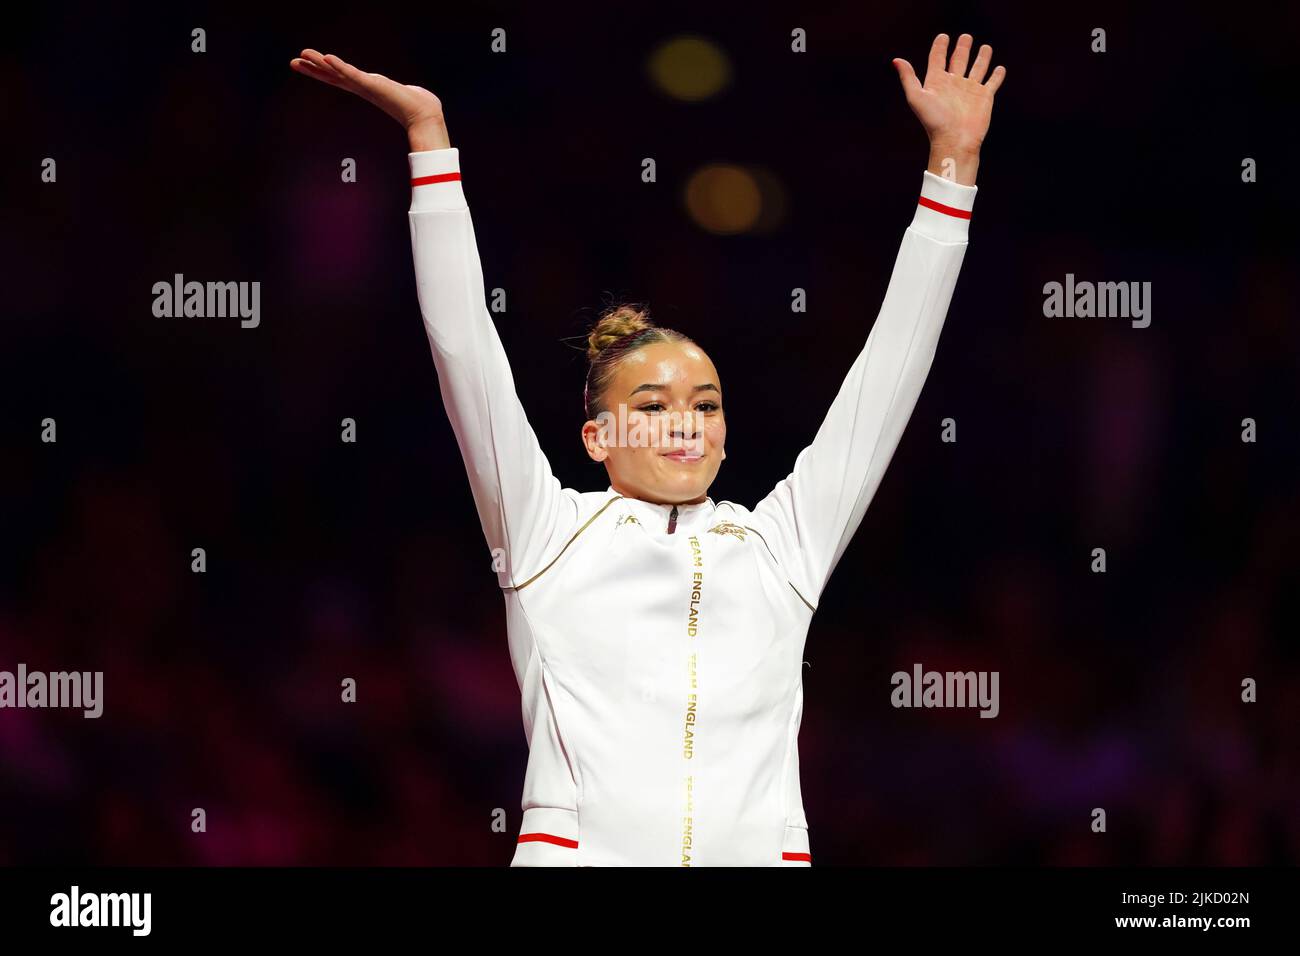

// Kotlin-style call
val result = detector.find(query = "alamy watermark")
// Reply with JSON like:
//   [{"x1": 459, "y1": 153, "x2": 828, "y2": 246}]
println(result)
[
  {"x1": 591, "y1": 405, "x2": 710, "y2": 452},
  {"x1": 152, "y1": 273, "x2": 260, "y2": 328},
  {"x1": 50, "y1": 886, "x2": 150, "y2": 936},
  {"x1": 891, "y1": 663, "x2": 999, "y2": 718},
  {"x1": 1043, "y1": 273, "x2": 1150, "y2": 328},
  {"x1": 0, "y1": 664, "x2": 103, "y2": 718}
]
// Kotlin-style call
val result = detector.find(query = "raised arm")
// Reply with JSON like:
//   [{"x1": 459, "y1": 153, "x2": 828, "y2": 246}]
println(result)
[
  {"x1": 290, "y1": 50, "x2": 574, "y2": 587},
  {"x1": 751, "y1": 33, "x2": 1005, "y2": 608}
]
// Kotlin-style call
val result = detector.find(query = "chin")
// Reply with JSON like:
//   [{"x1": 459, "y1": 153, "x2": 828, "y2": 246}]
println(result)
[
  {"x1": 631, "y1": 452, "x2": 717, "y2": 499},
  {"x1": 658, "y1": 463, "x2": 717, "y2": 495}
]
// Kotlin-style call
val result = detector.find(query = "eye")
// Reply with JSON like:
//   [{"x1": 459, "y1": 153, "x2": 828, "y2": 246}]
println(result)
[{"x1": 636, "y1": 401, "x2": 719, "y2": 413}]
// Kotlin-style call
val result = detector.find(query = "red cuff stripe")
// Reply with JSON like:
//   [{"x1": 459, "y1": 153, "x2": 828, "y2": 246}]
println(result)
[
  {"x1": 412, "y1": 172, "x2": 462, "y2": 187},
  {"x1": 517, "y1": 836, "x2": 804, "y2": 856},
  {"x1": 517, "y1": 832, "x2": 579, "y2": 848},
  {"x1": 917, "y1": 195, "x2": 971, "y2": 219}
]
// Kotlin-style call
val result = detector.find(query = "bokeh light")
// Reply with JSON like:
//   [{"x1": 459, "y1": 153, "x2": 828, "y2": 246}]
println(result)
[
  {"x1": 647, "y1": 34, "x2": 732, "y2": 101},
  {"x1": 683, "y1": 163, "x2": 787, "y2": 235}
]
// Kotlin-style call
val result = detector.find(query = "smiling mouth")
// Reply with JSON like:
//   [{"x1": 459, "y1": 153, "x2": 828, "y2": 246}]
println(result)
[{"x1": 662, "y1": 450, "x2": 705, "y2": 462}]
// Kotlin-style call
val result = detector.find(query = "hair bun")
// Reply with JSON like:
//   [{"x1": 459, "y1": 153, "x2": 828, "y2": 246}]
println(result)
[{"x1": 587, "y1": 304, "x2": 653, "y2": 362}]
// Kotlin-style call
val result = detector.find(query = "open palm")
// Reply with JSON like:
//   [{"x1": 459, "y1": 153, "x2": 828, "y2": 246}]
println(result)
[{"x1": 893, "y1": 34, "x2": 1005, "y2": 151}]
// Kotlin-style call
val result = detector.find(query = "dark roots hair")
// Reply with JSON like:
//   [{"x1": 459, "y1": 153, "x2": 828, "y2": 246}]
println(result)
[{"x1": 583, "y1": 303, "x2": 693, "y2": 420}]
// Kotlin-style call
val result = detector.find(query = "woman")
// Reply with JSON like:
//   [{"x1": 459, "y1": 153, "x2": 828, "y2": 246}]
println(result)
[{"x1": 290, "y1": 34, "x2": 1005, "y2": 866}]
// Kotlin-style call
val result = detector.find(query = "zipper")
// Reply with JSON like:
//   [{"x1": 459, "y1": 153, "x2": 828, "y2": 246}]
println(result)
[{"x1": 667, "y1": 504, "x2": 678, "y2": 534}]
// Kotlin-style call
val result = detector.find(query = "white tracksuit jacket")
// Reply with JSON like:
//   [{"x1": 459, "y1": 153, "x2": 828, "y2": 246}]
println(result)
[{"x1": 407, "y1": 147, "x2": 975, "y2": 866}]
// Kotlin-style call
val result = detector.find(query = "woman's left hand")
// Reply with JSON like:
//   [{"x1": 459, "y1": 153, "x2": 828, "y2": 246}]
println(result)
[{"x1": 892, "y1": 33, "x2": 1006, "y2": 185}]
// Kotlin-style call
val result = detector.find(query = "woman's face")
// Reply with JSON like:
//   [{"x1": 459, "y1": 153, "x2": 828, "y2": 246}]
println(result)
[{"x1": 581, "y1": 340, "x2": 727, "y2": 505}]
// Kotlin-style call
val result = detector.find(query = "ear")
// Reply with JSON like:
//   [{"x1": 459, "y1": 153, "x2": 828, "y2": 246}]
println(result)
[{"x1": 582, "y1": 419, "x2": 609, "y2": 462}]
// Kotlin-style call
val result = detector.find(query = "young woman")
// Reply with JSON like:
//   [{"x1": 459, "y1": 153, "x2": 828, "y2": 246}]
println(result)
[{"x1": 291, "y1": 34, "x2": 1005, "y2": 866}]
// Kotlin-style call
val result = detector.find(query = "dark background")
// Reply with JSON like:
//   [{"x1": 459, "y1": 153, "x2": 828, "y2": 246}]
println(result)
[{"x1": 1, "y1": 2, "x2": 1296, "y2": 865}]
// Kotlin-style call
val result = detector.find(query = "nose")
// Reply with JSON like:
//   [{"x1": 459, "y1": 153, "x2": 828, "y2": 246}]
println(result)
[{"x1": 666, "y1": 411, "x2": 704, "y2": 450}]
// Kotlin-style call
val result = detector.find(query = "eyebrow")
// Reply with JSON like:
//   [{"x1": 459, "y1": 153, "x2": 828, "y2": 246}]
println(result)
[{"x1": 628, "y1": 383, "x2": 720, "y2": 397}]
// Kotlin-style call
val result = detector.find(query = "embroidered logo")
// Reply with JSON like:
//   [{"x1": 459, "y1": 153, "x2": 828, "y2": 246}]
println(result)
[
  {"x1": 706, "y1": 521, "x2": 747, "y2": 541},
  {"x1": 616, "y1": 513, "x2": 640, "y2": 528}
]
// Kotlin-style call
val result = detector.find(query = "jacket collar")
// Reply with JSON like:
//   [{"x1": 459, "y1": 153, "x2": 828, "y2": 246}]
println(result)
[{"x1": 606, "y1": 486, "x2": 716, "y2": 533}]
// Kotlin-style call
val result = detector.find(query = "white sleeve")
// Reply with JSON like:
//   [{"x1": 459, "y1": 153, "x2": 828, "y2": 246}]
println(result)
[
  {"x1": 751, "y1": 170, "x2": 976, "y2": 608},
  {"x1": 407, "y1": 147, "x2": 576, "y2": 588}
]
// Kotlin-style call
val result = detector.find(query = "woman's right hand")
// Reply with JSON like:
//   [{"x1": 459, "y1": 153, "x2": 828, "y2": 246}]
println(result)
[{"x1": 290, "y1": 49, "x2": 451, "y2": 151}]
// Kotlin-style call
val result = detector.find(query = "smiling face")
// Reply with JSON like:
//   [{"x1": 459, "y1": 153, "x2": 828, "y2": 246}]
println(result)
[{"x1": 581, "y1": 339, "x2": 727, "y2": 505}]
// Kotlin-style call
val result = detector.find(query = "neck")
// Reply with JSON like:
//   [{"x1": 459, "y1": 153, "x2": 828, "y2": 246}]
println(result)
[{"x1": 610, "y1": 481, "x2": 706, "y2": 506}]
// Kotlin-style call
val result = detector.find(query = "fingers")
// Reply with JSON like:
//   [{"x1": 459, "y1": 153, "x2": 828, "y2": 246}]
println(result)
[
  {"x1": 948, "y1": 33, "x2": 973, "y2": 77},
  {"x1": 892, "y1": 58, "x2": 923, "y2": 100},
  {"x1": 968, "y1": 43, "x2": 992, "y2": 83},
  {"x1": 323, "y1": 53, "x2": 376, "y2": 90},
  {"x1": 290, "y1": 57, "x2": 350, "y2": 91},
  {"x1": 293, "y1": 49, "x2": 389, "y2": 111},
  {"x1": 293, "y1": 49, "x2": 349, "y2": 87},
  {"x1": 298, "y1": 48, "x2": 336, "y2": 75},
  {"x1": 922, "y1": 33, "x2": 1005, "y2": 90},
  {"x1": 925, "y1": 33, "x2": 948, "y2": 83},
  {"x1": 326, "y1": 54, "x2": 402, "y2": 110},
  {"x1": 295, "y1": 50, "x2": 367, "y2": 92}
]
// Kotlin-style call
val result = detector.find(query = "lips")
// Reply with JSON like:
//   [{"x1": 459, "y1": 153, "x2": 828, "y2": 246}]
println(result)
[{"x1": 662, "y1": 450, "x2": 704, "y2": 462}]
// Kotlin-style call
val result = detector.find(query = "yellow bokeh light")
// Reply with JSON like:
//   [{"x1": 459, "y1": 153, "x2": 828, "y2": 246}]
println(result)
[
  {"x1": 684, "y1": 164, "x2": 763, "y2": 235},
  {"x1": 647, "y1": 35, "x2": 732, "y2": 101}
]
